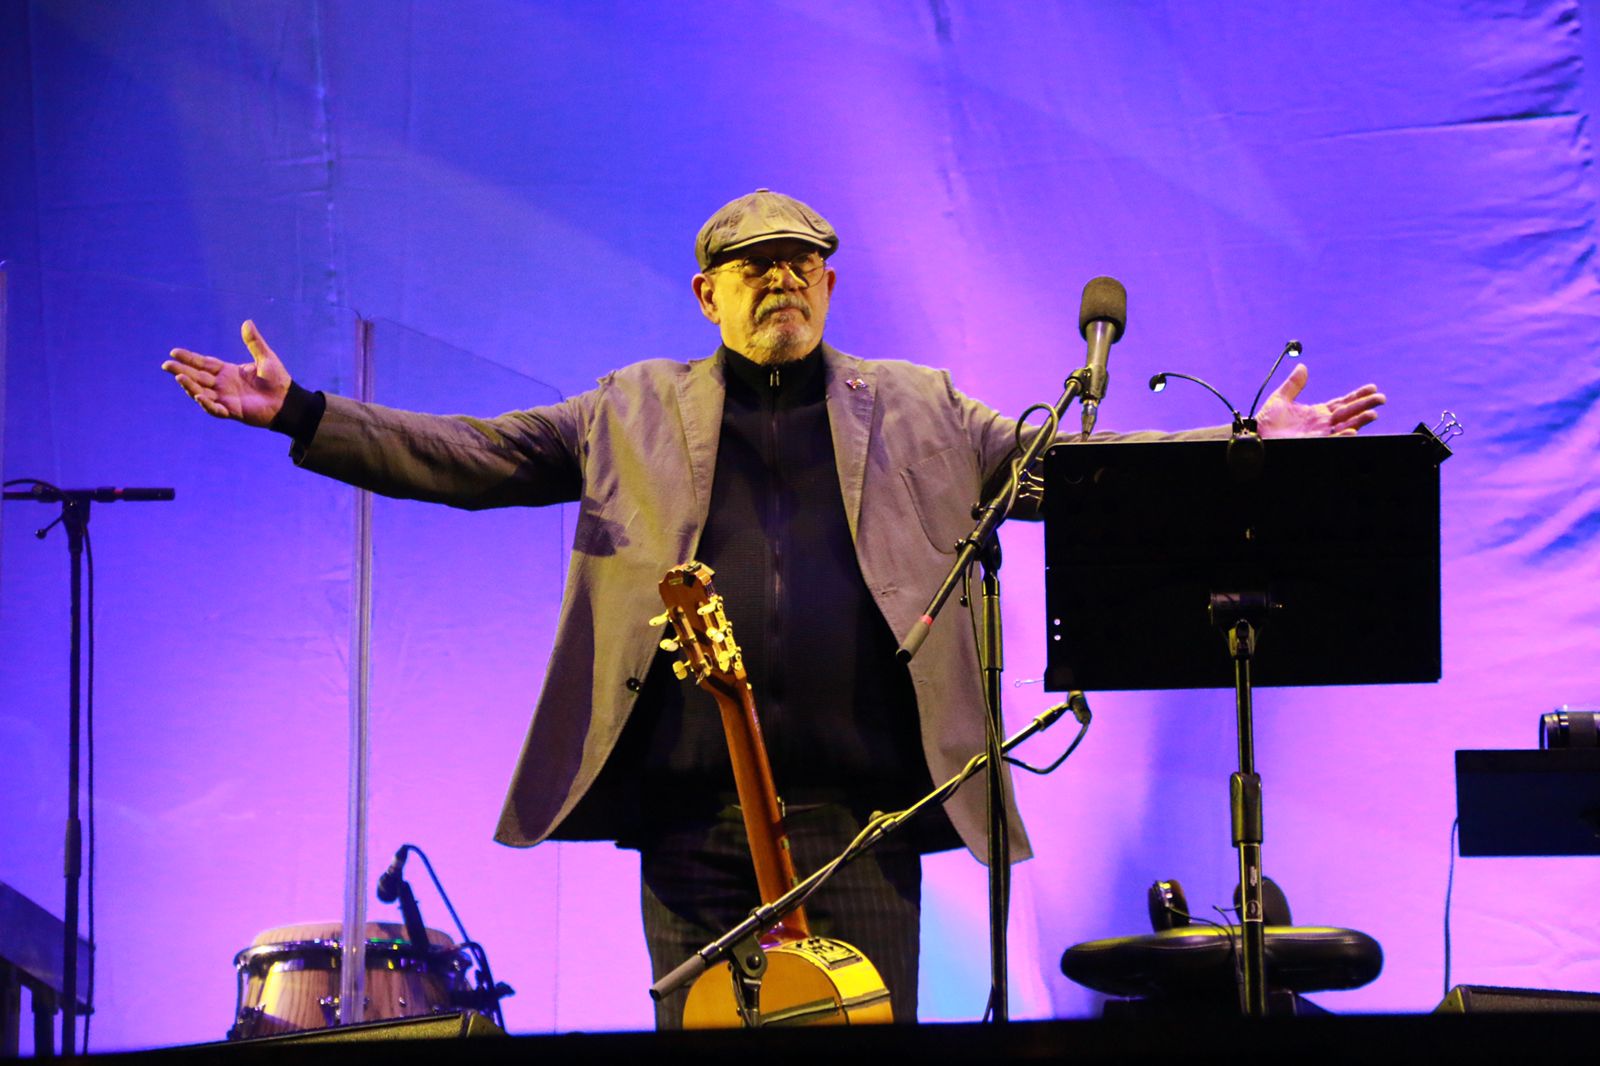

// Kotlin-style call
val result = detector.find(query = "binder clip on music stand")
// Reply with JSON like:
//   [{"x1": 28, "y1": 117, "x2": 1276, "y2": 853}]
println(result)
[{"x1": 1043, "y1": 426, "x2": 1450, "y2": 1015}]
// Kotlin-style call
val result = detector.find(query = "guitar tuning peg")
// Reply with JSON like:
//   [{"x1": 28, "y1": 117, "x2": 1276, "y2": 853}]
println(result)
[
  {"x1": 706, "y1": 628, "x2": 723, "y2": 643},
  {"x1": 659, "y1": 638, "x2": 680, "y2": 653},
  {"x1": 697, "y1": 601, "x2": 720, "y2": 617},
  {"x1": 648, "y1": 612, "x2": 670, "y2": 627},
  {"x1": 672, "y1": 661, "x2": 689, "y2": 680}
]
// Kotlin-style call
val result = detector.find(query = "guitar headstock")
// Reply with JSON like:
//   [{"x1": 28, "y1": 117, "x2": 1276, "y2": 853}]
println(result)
[{"x1": 651, "y1": 561, "x2": 745, "y2": 692}]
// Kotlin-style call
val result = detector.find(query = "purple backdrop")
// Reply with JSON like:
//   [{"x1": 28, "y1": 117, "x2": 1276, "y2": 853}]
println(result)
[{"x1": 3, "y1": 0, "x2": 1598, "y2": 1051}]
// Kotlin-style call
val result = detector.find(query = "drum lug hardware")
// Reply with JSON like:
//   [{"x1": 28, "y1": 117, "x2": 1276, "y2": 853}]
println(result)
[
  {"x1": 227, "y1": 1006, "x2": 264, "y2": 1041},
  {"x1": 318, "y1": 994, "x2": 372, "y2": 1021}
]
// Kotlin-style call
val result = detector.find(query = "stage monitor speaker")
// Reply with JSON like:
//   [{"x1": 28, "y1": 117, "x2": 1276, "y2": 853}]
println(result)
[{"x1": 1435, "y1": 985, "x2": 1600, "y2": 1013}]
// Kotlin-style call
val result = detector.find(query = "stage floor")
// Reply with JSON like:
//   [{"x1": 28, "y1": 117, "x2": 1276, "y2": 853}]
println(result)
[{"x1": 87, "y1": 1010, "x2": 1600, "y2": 1063}]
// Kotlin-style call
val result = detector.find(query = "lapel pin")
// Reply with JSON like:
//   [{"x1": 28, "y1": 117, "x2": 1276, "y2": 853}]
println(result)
[{"x1": 845, "y1": 377, "x2": 867, "y2": 391}]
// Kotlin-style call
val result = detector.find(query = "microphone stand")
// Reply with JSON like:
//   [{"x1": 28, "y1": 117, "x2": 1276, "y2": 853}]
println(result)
[
  {"x1": 375, "y1": 844, "x2": 513, "y2": 1030},
  {"x1": 649, "y1": 695, "x2": 1091, "y2": 1012},
  {"x1": 389, "y1": 878, "x2": 432, "y2": 965},
  {"x1": 2, "y1": 483, "x2": 174, "y2": 1053},
  {"x1": 893, "y1": 368, "x2": 1091, "y2": 1022}
]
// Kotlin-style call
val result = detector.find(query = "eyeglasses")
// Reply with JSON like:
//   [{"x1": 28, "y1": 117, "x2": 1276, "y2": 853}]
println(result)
[{"x1": 708, "y1": 251, "x2": 828, "y2": 289}]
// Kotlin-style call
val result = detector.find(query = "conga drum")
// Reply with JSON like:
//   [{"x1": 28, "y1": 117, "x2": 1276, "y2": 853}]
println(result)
[{"x1": 229, "y1": 921, "x2": 469, "y2": 1039}]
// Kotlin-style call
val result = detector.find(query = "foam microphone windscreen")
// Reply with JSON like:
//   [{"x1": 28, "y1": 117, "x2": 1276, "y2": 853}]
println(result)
[{"x1": 1078, "y1": 276, "x2": 1127, "y2": 340}]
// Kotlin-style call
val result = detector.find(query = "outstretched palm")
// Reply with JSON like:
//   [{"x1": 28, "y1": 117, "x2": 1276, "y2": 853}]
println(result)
[
  {"x1": 162, "y1": 320, "x2": 291, "y2": 427},
  {"x1": 1257, "y1": 363, "x2": 1385, "y2": 438}
]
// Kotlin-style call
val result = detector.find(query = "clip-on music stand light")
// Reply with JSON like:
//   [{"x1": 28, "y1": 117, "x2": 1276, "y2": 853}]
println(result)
[{"x1": 1042, "y1": 430, "x2": 1447, "y2": 1016}]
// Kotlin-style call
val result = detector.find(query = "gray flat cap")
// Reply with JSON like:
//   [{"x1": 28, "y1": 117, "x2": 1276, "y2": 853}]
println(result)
[{"x1": 695, "y1": 189, "x2": 839, "y2": 270}]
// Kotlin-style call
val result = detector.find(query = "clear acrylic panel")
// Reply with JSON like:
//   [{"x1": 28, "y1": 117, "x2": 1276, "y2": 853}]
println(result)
[
  {"x1": 362, "y1": 321, "x2": 649, "y2": 1033},
  {"x1": 0, "y1": 276, "x2": 362, "y2": 1052}
]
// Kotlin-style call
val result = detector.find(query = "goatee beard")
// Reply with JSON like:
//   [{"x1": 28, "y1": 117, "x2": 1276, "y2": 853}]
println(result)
[{"x1": 745, "y1": 297, "x2": 817, "y2": 364}]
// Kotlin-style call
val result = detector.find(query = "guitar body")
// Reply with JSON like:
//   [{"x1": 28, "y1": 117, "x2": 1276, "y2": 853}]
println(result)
[
  {"x1": 655, "y1": 562, "x2": 893, "y2": 1028},
  {"x1": 683, "y1": 936, "x2": 893, "y2": 1028}
]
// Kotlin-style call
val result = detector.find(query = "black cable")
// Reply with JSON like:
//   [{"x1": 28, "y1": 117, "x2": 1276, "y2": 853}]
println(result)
[
  {"x1": 1444, "y1": 818, "x2": 1459, "y2": 998},
  {"x1": 797, "y1": 698, "x2": 1087, "y2": 930},
  {"x1": 1175, "y1": 905, "x2": 1233, "y2": 935},
  {"x1": 1007, "y1": 404, "x2": 1059, "y2": 514},
  {"x1": 1210, "y1": 904, "x2": 1242, "y2": 984},
  {"x1": 1004, "y1": 713, "x2": 1091, "y2": 775},
  {"x1": 83, "y1": 525, "x2": 96, "y2": 1055},
  {"x1": 1014, "y1": 402, "x2": 1061, "y2": 453},
  {"x1": 1160, "y1": 899, "x2": 1236, "y2": 939},
  {"x1": 402, "y1": 844, "x2": 507, "y2": 1031}
]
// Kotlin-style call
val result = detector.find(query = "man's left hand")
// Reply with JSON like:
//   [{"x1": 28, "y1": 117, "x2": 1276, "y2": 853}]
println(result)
[{"x1": 1256, "y1": 363, "x2": 1385, "y2": 438}]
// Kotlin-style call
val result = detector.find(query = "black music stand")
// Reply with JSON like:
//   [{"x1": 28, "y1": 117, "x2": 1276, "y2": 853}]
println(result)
[
  {"x1": 1455, "y1": 750, "x2": 1600, "y2": 857},
  {"x1": 1042, "y1": 431, "x2": 1446, "y2": 1015}
]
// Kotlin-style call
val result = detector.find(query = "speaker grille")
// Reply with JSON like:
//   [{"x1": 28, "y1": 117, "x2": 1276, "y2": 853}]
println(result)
[{"x1": 1435, "y1": 985, "x2": 1600, "y2": 1013}]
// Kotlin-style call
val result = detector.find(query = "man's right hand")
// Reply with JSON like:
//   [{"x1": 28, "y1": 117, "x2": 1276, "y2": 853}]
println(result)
[{"x1": 162, "y1": 320, "x2": 291, "y2": 427}]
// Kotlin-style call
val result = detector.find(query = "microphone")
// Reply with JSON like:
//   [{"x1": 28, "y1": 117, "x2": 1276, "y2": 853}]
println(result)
[
  {"x1": 93, "y1": 487, "x2": 176, "y2": 502},
  {"x1": 1, "y1": 485, "x2": 175, "y2": 503},
  {"x1": 375, "y1": 845, "x2": 410, "y2": 903},
  {"x1": 375, "y1": 843, "x2": 434, "y2": 958},
  {"x1": 1077, "y1": 276, "x2": 1127, "y2": 436}
]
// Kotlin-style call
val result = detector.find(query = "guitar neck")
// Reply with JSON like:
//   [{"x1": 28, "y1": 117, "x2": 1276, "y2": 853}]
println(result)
[
  {"x1": 708, "y1": 678, "x2": 811, "y2": 940},
  {"x1": 656, "y1": 561, "x2": 811, "y2": 942}
]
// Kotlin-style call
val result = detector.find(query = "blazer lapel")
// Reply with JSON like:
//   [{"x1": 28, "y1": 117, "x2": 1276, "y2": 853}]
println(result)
[
  {"x1": 676, "y1": 351, "x2": 726, "y2": 523},
  {"x1": 823, "y1": 344, "x2": 877, "y2": 543}
]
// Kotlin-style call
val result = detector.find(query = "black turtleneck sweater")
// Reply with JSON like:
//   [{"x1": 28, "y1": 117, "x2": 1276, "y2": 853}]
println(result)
[{"x1": 613, "y1": 345, "x2": 933, "y2": 835}]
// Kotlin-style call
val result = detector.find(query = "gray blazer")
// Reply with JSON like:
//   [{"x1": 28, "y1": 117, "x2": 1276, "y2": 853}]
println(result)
[{"x1": 298, "y1": 343, "x2": 1181, "y2": 861}]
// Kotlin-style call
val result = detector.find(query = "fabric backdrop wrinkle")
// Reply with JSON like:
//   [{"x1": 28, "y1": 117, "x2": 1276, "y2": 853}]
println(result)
[{"x1": 2, "y1": 0, "x2": 1599, "y2": 1049}]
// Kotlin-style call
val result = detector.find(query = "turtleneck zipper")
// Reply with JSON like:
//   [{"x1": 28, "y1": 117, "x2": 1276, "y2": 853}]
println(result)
[{"x1": 765, "y1": 366, "x2": 785, "y2": 758}]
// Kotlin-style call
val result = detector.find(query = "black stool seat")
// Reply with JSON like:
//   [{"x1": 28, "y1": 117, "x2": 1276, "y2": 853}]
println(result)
[{"x1": 1061, "y1": 926, "x2": 1383, "y2": 999}]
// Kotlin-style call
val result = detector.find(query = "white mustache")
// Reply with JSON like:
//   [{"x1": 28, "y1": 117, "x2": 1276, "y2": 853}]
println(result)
[{"x1": 756, "y1": 295, "x2": 809, "y2": 322}]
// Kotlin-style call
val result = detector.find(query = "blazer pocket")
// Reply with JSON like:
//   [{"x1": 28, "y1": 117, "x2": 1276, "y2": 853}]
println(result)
[{"x1": 900, "y1": 447, "x2": 979, "y2": 555}]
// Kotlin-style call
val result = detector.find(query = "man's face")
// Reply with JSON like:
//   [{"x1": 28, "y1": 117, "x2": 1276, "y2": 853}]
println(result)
[{"x1": 692, "y1": 238, "x2": 837, "y2": 364}]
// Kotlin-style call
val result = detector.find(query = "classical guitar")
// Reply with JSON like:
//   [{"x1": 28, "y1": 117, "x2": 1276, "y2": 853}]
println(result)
[{"x1": 653, "y1": 561, "x2": 893, "y2": 1027}]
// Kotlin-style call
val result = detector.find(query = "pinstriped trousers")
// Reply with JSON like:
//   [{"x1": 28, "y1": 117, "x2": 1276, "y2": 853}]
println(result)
[{"x1": 640, "y1": 802, "x2": 922, "y2": 1028}]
